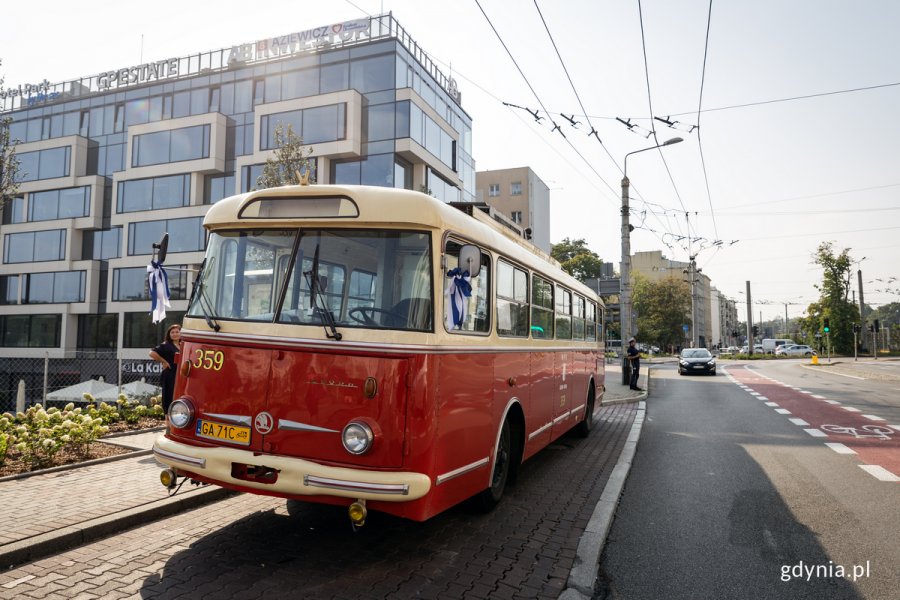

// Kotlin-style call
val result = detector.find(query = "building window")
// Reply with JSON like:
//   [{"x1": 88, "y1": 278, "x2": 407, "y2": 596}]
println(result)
[
  {"x1": 3, "y1": 229, "x2": 66, "y2": 263},
  {"x1": 15, "y1": 147, "x2": 71, "y2": 182},
  {"x1": 0, "y1": 275, "x2": 19, "y2": 305},
  {"x1": 511, "y1": 210, "x2": 523, "y2": 224},
  {"x1": 205, "y1": 173, "x2": 235, "y2": 204},
  {"x1": 128, "y1": 217, "x2": 205, "y2": 256},
  {"x1": 113, "y1": 266, "x2": 187, "y2": 301},
  {"x1": 510, "y1": 181, "x2": 522, "y2": 196},
  {"x1": 241, "y1": 164, "x2": 266, "y2": 193},
  {"x1": 28, "y1": 186, "x2": 91, "y2": 221},
  {"x1": 333, "y1": 154, "x2": 393, "y2": 187},
  {"x1": 77, "y1": 314, "x2": 119, "y2": 351},
  {"x1": 0, "y1": 314, "x2": 61, "y2": 348},
  {"x1": 488, "y1": 184, "x2": 500, "y2": 197},
  {"x1": 1, "y1": 196, "x2": 26, "y2": 224},
  {"x1": 260, "y1": 104, "x2": 347, "y2": 150},
  {"x1": 117, "y1": 174, "x2": 191, "y2": 213},
  {"x1": 82, "y1": 228, "x2": 121, "y2": 260},
  {"x1": 132, "y1": 124, "x2": 210, "y2": 167},
  {"x1": 23, "y1": 271, "x2": 85, "y2": 304},
  {"x1": 123, "y1": 311, "x2": 185, "y2": 348}
]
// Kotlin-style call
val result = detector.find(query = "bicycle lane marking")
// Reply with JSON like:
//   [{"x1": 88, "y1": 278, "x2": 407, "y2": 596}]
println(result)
[{"x1": 724, "y1": 366, "x2": 900, "y2": 482}]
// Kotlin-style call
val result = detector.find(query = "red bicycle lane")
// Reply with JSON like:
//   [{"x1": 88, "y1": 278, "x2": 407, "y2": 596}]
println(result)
[{"x1": 726, "y1": 365, "x2": 900, "y2": 481}]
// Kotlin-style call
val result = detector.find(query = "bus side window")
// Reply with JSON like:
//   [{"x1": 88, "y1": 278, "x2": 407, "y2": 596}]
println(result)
[
  {"x1": 444, "y1": 240, "x2": 490, "y2": 333},
  {"x1": 530, "y1": 274, "x2": 554, "y2": 339}
]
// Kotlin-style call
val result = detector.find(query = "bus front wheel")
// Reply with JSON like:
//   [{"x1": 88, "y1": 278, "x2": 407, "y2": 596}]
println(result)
[{"x1": 475, "y1": 418, "x2": 511, "y2": 511}]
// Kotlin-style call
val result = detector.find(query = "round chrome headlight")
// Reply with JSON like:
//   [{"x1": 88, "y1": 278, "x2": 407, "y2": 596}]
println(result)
[
  {"x1": 342, "y1": 421, "x2": 374, "y2": 455},
  {"x1": 169, "y1": 398, "x2": 194, "y2": 429}
]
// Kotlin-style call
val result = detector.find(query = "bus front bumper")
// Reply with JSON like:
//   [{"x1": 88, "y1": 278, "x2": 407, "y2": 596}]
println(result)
[{"x1": 153, "y1": 435, "x2": 431, "y2": 502}]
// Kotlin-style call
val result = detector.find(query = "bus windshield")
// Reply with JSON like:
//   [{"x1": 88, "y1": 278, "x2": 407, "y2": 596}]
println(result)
[{"x1": 188, "y1": 228, "x2": 433, "y2": 332}]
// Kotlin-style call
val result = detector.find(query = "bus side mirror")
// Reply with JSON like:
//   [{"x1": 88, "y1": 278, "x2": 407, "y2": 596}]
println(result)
[
  {"x1": 458, "y1": 244, "x2": 481, "y2": 278},
  {"x1": 153, "y1": 232, "x2": 169, "y2": 264}
]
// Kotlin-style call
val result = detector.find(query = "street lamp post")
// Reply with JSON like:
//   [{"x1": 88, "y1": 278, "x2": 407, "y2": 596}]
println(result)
[{"x1": 620, "y1": 136, "x2": 682, "y2": 385}]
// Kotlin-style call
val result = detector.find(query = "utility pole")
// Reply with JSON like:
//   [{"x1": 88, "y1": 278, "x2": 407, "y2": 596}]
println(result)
[
  {"x1": 746, "y1": 281, "x2": 753, "y2": 355},
  {"x1": 619, "y1": 136, "x2": 683, "y2": 385},
  {"x1": 858, "y1": 269, "x2": 866, "y2": 352},
  {"x1": 620, "y1": 173, "x2": 633, "y2": 385}
]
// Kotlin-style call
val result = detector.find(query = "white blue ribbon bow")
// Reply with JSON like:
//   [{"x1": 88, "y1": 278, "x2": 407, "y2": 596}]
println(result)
[
  {"x1": 147, "y1": 261, "x2": 171, "y2": 324},
  {"x1": 444, "y1": 267, "x2": 472, "y2": 329}
]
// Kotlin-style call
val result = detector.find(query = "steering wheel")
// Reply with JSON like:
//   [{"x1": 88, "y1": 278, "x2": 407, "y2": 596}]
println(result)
[{"x1": 348, "y1": 306, "x2": 404, "y2": 327}]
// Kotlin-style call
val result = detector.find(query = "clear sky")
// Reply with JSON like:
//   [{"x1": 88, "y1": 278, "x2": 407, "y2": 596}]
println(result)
[{"x1": 2, "y1": 0, "x2": 898, "y2": 323}]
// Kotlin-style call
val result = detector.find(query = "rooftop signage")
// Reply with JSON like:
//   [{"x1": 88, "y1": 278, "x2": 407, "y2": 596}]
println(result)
[{"x1": 1, "y1": 15, "x2": 460, "y2": 111}]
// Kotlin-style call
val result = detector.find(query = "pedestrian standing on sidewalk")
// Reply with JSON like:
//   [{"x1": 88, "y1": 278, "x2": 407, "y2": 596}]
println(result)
[
  {"x1": 626, "y1": 337, "x2": 643, "y2": 391},
  {"x1": 149, "y1": 323, "x2": 183, "y2": 413}
]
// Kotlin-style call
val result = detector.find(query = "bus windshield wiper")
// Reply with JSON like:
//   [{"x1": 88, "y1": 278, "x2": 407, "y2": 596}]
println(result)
[
  {"x1": 191, "y1": 257, "x2": 221, "y2": 332},
  {"x1": 304, "y1": 243, "x2": 342, "y2": 341}
]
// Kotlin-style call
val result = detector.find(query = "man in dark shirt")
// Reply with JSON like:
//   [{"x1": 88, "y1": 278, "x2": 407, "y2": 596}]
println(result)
[{"x1": 626, "y1": 337, "x2": 642, "y2": 391}]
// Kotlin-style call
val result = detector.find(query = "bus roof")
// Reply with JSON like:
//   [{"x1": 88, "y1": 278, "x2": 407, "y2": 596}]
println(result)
[{"x1": 204, "y1": 184, "x2": 603, "y2": 306}]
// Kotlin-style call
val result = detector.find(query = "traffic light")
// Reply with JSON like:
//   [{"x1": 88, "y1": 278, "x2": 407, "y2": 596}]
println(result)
[
  {"x1": 752, "y1": 325, "x2": 759, "y2": 337},
  {"x1": 874, "y1": 319, "x2": 880, "y2": 332},
  {"x1": 823, "y1": 318, "x2": 830, "y2": 333},
  {"x1": 853, "y1": 323, "x2": 861, "y2": 334}
]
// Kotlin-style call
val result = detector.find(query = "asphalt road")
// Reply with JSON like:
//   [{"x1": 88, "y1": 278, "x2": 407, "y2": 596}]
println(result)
[{"x1": 597, "y1": 360, "x2": 899, "y2": 600}]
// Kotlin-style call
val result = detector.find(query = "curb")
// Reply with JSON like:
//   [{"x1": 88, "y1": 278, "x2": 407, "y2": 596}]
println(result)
[
  {"x1": 0, "y1": 449, "x2": 153, "y2": 483},
  {"x1": 601, "y1": 366, "x2": 652, "y2": 405},
  {"x1": 562, "y1": 400, "x2": 647, "y2": 599},
  {"x1": 0, "y1": 485, "x2": 235, "y2": 568}
]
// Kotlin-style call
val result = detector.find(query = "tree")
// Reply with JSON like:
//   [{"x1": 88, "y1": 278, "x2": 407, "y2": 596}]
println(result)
[
  {"x1": 804, "y1": 242, "x2": 860, "y2": 354},
  {"x1": 1, "y1": 60, "x2": 21, "y2": 211},
  {"x1": 632, "y1": 274, "x2": 691, "y2": 351},
  {"x1": 550, "y1": 238, "x2": 604, "y2": 281},
  {"x1": 255, "y1": 123, "x2": 315, "y2": 189}
]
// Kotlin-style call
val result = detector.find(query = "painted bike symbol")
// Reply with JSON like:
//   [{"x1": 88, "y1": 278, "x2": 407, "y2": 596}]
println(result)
[{"x1": 820, "y1": 424, "x2": 895, "y2": 440}]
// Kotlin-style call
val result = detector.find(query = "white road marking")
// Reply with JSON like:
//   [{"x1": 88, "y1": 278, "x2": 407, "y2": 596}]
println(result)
[
  {"x1": 765, "y1": 402, "x2": 780, "y2": 407},
  {"x1": 804, "y1": 428, "x2": 827, "y2": 437},
  {"x1": 891, "y1": 425, "x2": 900, "y2": 432},
  {"x1": 862, "y1": 414, "x2": 885, "y2": 421},
  {"x1": 858, "y1": 465, "x2": 900, "y2": 482},
  {"x1": 812, "y1": 395, "x2": 826, "y2": 399},
  {"x1": 757, "y1": 396, "x2": 769, "y2": 401},
  {"x1": 825, "y1": 400, "x2": 841, "y2": 405},
  {"x1": 789, "y1": 418, "x2": 810, "y2": 426},
  {"x1": 825, "y1": 443, "x2": 856, "y2": 454},
  {"x1": 842, "y1": 406, "x2": 862, "y2": 413},
  {"x1": 775, "y1": 408, "x2": 792, "y2": 415},
  {"x1": 800, "y1": 390, "x2": 814, "y2": 395},
  {"x1": 750, "y1": 392, "x2": 763, "y2": 396}
]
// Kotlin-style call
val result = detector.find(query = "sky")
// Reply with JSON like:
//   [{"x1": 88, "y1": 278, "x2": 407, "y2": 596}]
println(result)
[{"x1": 2, "y1": 0, "x2": 899, "y2": 323}]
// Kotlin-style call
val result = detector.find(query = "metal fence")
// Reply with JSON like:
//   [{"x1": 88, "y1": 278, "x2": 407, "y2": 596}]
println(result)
[{"x1": 0, "y1": 352, "x2": 163, "y2": 414}]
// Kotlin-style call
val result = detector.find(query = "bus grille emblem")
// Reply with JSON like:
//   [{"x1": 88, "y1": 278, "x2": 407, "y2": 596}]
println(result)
[{"x1": 254, "y1": 411, "x2": 274, "y2": 434}]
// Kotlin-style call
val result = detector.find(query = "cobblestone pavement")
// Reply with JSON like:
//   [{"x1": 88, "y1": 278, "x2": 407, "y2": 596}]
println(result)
[{"x1": 0, "y1": 402, "x2": 638, "y2": 600}]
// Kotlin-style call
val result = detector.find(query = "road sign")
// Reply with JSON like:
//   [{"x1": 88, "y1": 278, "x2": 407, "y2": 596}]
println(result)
[{"x1": 683, "y1": 324, "x2": 689, "y2": 332}]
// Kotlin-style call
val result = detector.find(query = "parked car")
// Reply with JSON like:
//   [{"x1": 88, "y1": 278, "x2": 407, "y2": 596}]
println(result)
[
  {"x1": 778, "y1": 344, "x2": 817, "y2": 357},
  {"x1": 679, "y1": 348, "x2": 716, "y2": 375},
  {"x1": 762, "y1": 338, "x2": 795, "y2": 354},
  {"x1": 739, "y1": 344, "x2": 764, "y2": 354}
]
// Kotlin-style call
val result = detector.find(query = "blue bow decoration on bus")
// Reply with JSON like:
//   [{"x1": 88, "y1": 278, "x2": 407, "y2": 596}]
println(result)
[
  {"x1": 147, "y1": 260, "x2": 171, "y2": 324},
  {"x1": 444, "y1": 267, "x2": 472, "y2": 329}
]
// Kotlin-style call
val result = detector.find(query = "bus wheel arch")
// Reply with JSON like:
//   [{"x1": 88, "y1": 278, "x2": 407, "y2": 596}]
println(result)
[
  {"x1": 475, "y1": 401, "x2": 524, "y2": 511},
  {"x1": 574, "y1": 380, "x2": 596, "y2": 438}
]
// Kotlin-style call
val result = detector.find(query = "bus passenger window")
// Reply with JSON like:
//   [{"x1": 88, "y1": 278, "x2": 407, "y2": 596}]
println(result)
[
  {"x1": 530, "y1": 275, "x2": 554, "y2": 338},
  {"x1": 573, "y1": 295, "x2": 586, "y2": 340},
  {"x1": 444, "y1": 240, "x2": 490, "y2": 333},
  {"x1": 556, "y1": 287, "x2": 572, "y2": 339},
  {"x1": 497, "y1": 260, "x2": 529, "y2": 337}
]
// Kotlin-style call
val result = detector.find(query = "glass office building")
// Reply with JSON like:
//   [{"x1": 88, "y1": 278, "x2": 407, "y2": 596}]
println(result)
[{"x1": 0, "y1": 15, "x2": 474, "y2": 360}]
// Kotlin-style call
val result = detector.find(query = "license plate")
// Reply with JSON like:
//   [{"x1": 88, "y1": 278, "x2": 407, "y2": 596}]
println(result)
[{"x1": 196, "y1": 419, "x2": 251, "y2": 446}]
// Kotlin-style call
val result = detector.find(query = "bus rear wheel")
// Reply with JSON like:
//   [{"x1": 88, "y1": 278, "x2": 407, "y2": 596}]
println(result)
[
  {"x1": 475, "y1": 418, "x2": 511, "y2": 511},
  {"x1": 574, "y1": 383, "x2": 596, "y2": 438}
]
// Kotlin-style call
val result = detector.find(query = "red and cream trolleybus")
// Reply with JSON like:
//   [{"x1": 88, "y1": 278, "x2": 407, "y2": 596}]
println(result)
[{"x1": 153, "y1": 184, "x2": 605, "y2": 525}]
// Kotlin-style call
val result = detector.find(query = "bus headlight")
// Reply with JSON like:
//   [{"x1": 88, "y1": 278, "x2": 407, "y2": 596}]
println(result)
[
  {"x1": 342, "y1": 421, "x2": 374, "y2": 455},
  {"x1": 169, "y1": 398, "x2": 194, "y2": 429}
]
